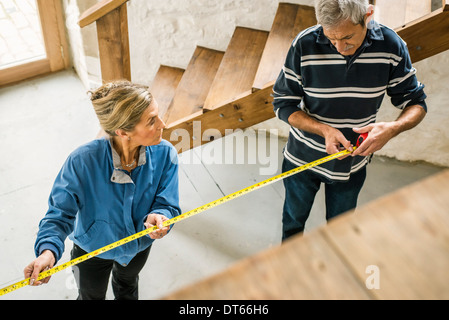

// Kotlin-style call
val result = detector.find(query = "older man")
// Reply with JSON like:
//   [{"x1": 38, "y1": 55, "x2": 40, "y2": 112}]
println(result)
[{"x1": 273, "y1": 0, "x2": 427, "y2": 240}]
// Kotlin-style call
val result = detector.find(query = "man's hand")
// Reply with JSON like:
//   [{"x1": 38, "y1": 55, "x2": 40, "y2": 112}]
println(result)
[
  {"x1": 288, "y1": 111, "x2": 353, "y2": 157},
  {"x1": 352, "y1": 122, "x2": 396, "y2": 157},
  {"x1": 321, "y1": 126, "x2": 353, "y2": 159},
  {"x1": 352, "y1": 104, "x2": 426, "y2": 157}
]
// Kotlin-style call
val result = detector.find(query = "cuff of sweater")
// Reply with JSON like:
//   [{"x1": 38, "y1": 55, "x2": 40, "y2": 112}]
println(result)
[
  {"x1": 38, "y1": 243, "x2": 59, "y2": 262},
  {"x1": 276, "y1": 105, "x2": 301, "y2": 124}
]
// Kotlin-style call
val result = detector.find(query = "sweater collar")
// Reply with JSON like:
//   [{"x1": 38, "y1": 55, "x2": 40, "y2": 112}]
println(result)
[
  {"x1": 316, "y1": 20, "x2": 384, "y2": 45},
  {"x1": 108, "y1": 136, "x2": 148, "y2": 184}
]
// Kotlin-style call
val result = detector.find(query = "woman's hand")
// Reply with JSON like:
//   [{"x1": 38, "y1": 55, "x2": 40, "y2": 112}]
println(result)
[
  {"x1": 144, "y1": 213, "x2": 170, "y2": 240},
  {"x1": 24, "y1": 250, "x2": 56, "y2": 286}
]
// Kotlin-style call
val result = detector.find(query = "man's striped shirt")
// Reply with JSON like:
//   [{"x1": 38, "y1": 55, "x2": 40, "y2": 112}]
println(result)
[{"x1": 273, "y1": 21, "x2": 427, "y2": 181}]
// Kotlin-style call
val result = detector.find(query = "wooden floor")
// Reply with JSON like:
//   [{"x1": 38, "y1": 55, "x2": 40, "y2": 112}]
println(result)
[{"x1": 163, "y1": 168, "x2": 449, "y2": 300}]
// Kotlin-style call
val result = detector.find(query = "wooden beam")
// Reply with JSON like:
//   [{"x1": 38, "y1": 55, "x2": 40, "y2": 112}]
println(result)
[
  {"x1": 164, "y1": 228, "x2": 372, "y2": 299},
  {"x1": 323, "y1": 169, "x2": 449, "y2": 299},
  {"x1": 78, "y1": 0, "x2": 128, "y2": 28},
  {"x1": 95, "y1": 4, "x2": 131, "y2": 82},
  {"x1": 396, "y1": 6, "x2": 449, "y2": 63},
  {"x1": 162, "y1": 169, "x2": 449, "y2": 299},
  {"x1": 162, "y1": 81, "x2": 275, "y2": 153}
]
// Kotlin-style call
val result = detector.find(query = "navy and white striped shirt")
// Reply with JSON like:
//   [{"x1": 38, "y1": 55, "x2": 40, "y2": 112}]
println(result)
[{"x1": 273, "y1": 21, "x2": 427, "y2": 181}]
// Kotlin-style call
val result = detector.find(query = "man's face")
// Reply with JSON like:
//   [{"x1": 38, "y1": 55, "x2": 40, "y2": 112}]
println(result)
[{"x1": 322, "y1": 19, "x2": 368, "y2": 56}]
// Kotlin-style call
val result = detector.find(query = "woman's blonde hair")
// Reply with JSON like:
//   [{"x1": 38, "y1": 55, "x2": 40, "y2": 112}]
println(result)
[{"x1": 89, "y1": 80, "x2": 153, "y2": 136}]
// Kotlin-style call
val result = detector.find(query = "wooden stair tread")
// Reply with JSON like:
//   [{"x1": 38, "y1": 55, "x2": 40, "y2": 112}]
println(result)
[
  {"x1": 165, "y1": 46, "x2": 224, "y2": 125},
  {"x1": 149, "y1": 65, "x2": 184, "y2": 121},
  {"x1": 374, "y1": 0, "x2": 432, "y2": 29},
  {"x1": 202, "y1": 27, "x2": 269, "y2": 111},
  {"x1": 253, "y1": 3, "x2": 316, "y2": 90}
]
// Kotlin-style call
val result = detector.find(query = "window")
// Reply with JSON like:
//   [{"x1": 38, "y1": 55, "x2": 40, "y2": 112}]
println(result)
[{"x1": 0, "y1": 0, "x2": 69, "y2": 87}]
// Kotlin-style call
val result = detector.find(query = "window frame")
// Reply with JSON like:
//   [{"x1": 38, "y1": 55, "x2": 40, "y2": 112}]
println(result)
[{"x1": 0, "y1": 0, "x2": 69, "y2": 87}]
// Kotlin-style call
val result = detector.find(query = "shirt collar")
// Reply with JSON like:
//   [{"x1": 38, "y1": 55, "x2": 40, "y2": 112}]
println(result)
[
  {"x1": 316, "y1": 20, "x2": 384, "y2": 45},
  {"x1": 108, "y1": 136, "x2": 147, "y2": 184}
]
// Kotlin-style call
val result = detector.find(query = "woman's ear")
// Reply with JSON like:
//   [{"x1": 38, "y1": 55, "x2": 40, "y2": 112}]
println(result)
[{"x1": 115, "y1": 129, "x2": 130, "y2": 140}]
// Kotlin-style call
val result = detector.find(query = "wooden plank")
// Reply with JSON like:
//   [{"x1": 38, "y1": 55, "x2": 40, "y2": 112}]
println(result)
[
  {"x1": 202, "y1": 27, "x2": 269, "y2": 112},
  {"x1": 165, "y1": 47, "x2": 224, "y2": 125},
  {"x1": 78, "y1": 0, "x2": 129, "y2": 28},
  {"x1": 374, "y1": 0, "x2": 431, "y2": 29},
  {"x1": 253, "y1": 3, "x2": 316, "y2": 90},
  {"x1": 149, "y1": 65, "x2": 184, "y2": 121},
  {"x1": 162, "y1": 81, "x2": 275, "y2": 153},
  {"x1": 323, "y1": 169, "x2": 449, "y2": 299},
  {"x1": 163, "y1": 169, "x2": 449, "y2": 300},
  {"x1": 163, "y1": 228, "x2": 371, "y2": 299},
  {"x1": 0, "y1": 59, "x2": 51, "y2": 88},
  {"x1": 96, "y1": 5, "x2": 131, "y2": 82},
  {"x1": 396, "y1": 5, "x2": 449, "y2": 63}
]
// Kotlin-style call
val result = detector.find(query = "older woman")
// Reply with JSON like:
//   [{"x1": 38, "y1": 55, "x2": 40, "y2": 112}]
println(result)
[{"x1": 24, "y1": 81, "x2": 181, "y2": 300}]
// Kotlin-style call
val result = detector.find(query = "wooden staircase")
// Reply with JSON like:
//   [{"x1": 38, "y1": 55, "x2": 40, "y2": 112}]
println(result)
[
  {"x1": 79, "y1": 0, "x2": 449, "y2": 153},
  {"x1": 154, "y1": 3, "x2": 318, "y2": 152}
]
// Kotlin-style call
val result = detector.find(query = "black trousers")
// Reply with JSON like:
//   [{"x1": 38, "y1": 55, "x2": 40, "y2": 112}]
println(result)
[{"x1": 71, "y1": 244, "x2": 151, "y2": 300}]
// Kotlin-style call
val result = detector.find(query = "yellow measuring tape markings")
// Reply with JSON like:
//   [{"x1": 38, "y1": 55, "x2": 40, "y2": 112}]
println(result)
[{"x1": 0, "y1": 146, "x2": 357, "y2": 297}]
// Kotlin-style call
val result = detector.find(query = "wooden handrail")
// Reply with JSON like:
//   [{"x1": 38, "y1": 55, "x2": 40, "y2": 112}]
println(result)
[
  {"x1": 78, "y1": 0, "x2": 128, "y2": 28},
  {"x1": 78, "y1": 0, "x2": 131, "y2": 83}
]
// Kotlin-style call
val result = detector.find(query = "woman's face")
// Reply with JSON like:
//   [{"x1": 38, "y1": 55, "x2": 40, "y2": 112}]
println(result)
[{"x1": 129, "y1": 99, "x2": 166, "y2": 147}]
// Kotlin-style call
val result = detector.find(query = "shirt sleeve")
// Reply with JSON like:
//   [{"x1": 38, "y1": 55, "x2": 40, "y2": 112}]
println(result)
[
  {"x1": 272, "y1": 41, "x2": 305, "y2": 124},
  {"x1": 387, "y1": 40, "x2": 427, "y2": 112},
  {"x1": 34, "y1": 155, "x2": 81, "y2": 262},
  {"x1": 146, "y1": 145, "x2": 181, "y2": 223}
]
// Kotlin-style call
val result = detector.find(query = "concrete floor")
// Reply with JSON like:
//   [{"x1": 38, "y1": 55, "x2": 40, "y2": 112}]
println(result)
[{"x1": 0, "y1": 70, "x2": 444, "y2": 300}]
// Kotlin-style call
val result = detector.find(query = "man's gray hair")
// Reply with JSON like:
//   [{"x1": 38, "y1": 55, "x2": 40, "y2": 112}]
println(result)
[{"x1": 315, "y1": 0, "x2": 369, "y2": 28}]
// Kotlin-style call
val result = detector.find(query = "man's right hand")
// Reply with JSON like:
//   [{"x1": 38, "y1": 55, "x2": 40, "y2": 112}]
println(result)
[{"x1": 322, "y1": 126, "x2": 353, "y2": 157}]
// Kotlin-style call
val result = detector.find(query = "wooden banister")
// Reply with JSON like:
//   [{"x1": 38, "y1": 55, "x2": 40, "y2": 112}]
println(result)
[
  {"x1": 78, "y1": 0, "x2": 130, "y2": 83},
  {"x1": 78, "y1": 0, "x2": 128, "y2": 27}
]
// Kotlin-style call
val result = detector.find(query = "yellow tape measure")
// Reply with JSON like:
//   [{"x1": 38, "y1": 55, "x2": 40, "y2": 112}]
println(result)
[{"x1": 0, "y1": 145, "x2": 360, "y2": 297}]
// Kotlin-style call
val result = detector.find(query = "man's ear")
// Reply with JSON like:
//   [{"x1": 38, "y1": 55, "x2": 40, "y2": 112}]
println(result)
[{"x1": 365, "y1": 4, "x2": 374, "y2": 24}]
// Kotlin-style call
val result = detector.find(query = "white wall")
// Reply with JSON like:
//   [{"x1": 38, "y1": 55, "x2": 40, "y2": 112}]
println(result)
[
  {"x1": 63, "y1": 0, "x2": 449, "y2": 167},
  {"x1": 127, "y1": 0, "x2": 313, "y2": 85}
]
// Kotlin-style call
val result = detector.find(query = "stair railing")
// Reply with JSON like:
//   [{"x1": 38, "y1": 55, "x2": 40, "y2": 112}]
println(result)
[{"x1": 78, "y1": 0, "x2": 131, "y2": 83}]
